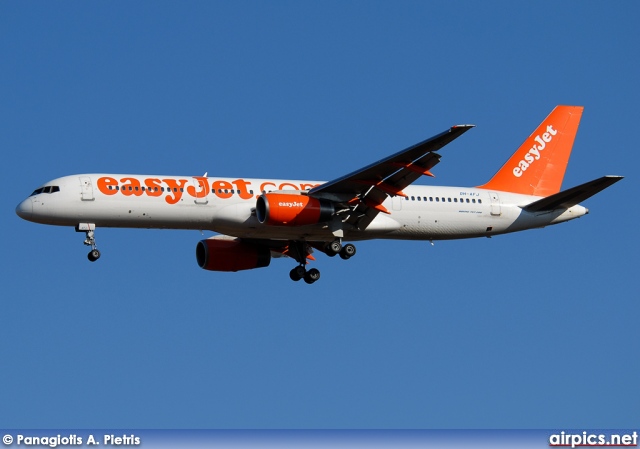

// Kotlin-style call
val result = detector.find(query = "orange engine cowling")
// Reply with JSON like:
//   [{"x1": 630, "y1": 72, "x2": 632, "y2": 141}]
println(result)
[
  {"x1": 256, "y1": 193, "x2": 334, "y2": 226},
  {"x1": 196, "y1": 238, "x2": 271, "y2": 272}
]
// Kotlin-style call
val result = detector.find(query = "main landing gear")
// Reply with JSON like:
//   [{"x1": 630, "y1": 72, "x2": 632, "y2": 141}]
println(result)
[
  {"x1": 286, "y1": 241, "x2": 320, "y2": 284},
  {"x1": 289, "y1": 265, "x2": 321, "y2": 284},
  {"x1": 288, "y1": 240, "x2": 357, "y2": 284},
  {"x1": 324, "y1": 241, "x2": 356, "y2": 260},
  {"x1": 76, "y1": 223, "x2": 101, "y2": 262}
]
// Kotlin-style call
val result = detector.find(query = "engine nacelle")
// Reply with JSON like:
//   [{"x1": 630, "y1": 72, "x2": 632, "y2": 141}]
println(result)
[
  {"x1": 196, "y1": 237, "x2": 270, "y2": 272},
  {"x1": 256, "y1": 193, "x2": 334, "y2": 226}
]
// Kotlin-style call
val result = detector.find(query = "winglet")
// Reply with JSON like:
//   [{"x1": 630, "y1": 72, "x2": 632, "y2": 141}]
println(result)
[{"x1": 478, "y1": 106, "x2": 583, "y2": 196}]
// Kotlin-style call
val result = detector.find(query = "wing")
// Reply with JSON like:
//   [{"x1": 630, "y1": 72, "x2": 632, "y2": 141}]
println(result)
[{"x1": 308, "y1": 125, "x2": 474, "y2": 230}]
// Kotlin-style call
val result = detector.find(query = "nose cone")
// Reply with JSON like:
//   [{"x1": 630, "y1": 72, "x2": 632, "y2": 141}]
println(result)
[{"x1": 15, "y1": 198, "x2": 33, "y2": 221}]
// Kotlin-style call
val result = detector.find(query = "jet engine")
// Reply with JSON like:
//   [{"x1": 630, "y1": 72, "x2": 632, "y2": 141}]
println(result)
[
  {"x1": 256, "y1": 193, "x2": 334, "y2": 226},
  {"x1": 196, "y1": 237, "x2": 271, "y2": 272}
]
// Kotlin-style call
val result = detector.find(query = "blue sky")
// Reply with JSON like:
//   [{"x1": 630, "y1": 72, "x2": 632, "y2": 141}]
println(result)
[{"x1": 1, "y1": 1, "x2": 638, "y2": 429}]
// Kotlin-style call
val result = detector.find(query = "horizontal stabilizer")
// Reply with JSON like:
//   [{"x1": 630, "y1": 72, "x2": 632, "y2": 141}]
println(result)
[{"x1": 523, "y1": 175, "x2": 623, "y2": 212}]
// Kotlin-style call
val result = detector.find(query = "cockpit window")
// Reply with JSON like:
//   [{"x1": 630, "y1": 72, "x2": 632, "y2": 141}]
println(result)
[{"x1": 30, "y1": 186, "x2": 60, "y2": 196}]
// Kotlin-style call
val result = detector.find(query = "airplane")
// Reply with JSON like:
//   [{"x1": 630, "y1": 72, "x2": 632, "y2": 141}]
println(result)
[{"x1": 15, "y1": 105, "x2": 622, "y2": 284}]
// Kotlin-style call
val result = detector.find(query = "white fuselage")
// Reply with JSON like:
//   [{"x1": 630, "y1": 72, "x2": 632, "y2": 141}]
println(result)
[{"x1": 15, "y1": 174, "x2": 588, "y2": 242}]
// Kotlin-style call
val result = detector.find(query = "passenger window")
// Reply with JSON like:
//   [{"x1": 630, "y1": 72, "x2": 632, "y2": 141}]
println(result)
[
  {"x1": 478, "y1": 199, "x2": 482, "y2": 204},
  {"x1": 466, "y1": 198, "x2": 470, "y2": 203},
  {"x1": 429, "y1": 197, "x2": 433, "y2": 201},
  {"x1": 447, "y1": 198, "x2": 451, "y2": 202},
  {"x1": 435, "y1": 197, "x2": 439, "y2": 202},
  {"x1": 472, "y1": 199, "x2": 476, "y2": 203},
  {"x1": 411, "y1": 196, "x2": 415, "y2": 201}
]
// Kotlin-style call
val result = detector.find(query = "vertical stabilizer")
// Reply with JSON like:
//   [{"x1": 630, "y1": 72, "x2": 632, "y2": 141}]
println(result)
[{"x1": 478, "y1": 105, "x2": 583, "y2": 196}]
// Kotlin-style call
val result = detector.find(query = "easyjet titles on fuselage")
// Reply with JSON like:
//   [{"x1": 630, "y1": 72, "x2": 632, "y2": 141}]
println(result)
[{"x1": 96, "y1": 176, "x2": 320, "y2": 205}]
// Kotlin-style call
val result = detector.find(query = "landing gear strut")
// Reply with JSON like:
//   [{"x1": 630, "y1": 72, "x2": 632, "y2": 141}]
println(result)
[{"x1": 76, "y1": 223, "x2": 100, "y2": 262}]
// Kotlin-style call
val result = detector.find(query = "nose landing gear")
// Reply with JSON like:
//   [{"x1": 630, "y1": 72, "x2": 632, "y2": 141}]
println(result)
[{"x1": 76, "y1": 223, "x2": 100, "y2": 262}]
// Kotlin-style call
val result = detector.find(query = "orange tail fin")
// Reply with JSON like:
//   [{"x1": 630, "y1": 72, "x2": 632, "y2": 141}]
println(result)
[{"x1": 478, "y1": 105, "x2": 584, "y2": 196}]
